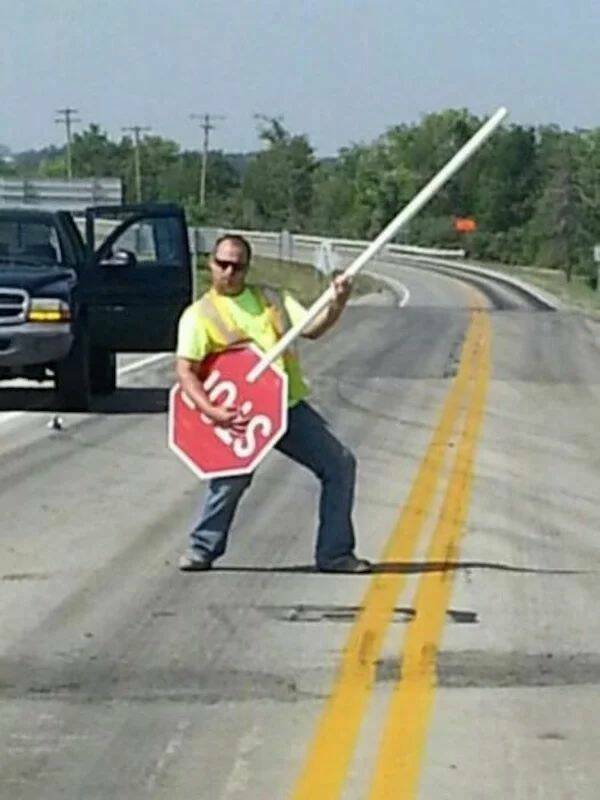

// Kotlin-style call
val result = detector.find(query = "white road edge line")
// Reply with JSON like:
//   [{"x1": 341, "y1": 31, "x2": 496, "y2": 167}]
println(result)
[
  {"x1": 117, "y1": 351, "x2": 172, "y2": 376},
  {"x1": 0, "y1": 351, "x2": 172, "y2": 427},
  {"x1": 0, "y1": 411, "x2": 25, "y2": 425},
  {"x1": 364, "y1": 268, "x2": 411, "y2": 308}
]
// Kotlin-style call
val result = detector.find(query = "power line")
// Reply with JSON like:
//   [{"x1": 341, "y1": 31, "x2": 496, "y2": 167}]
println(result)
[
  {"x1": 55, "y1": 107, "x2": 81, "y2": 180},
  {"x1": 122, "y1": 125, "x2": 151, "y2": 202},
  {"x1": 190, "y1": 113, "x2": 225, "y2": 207}
]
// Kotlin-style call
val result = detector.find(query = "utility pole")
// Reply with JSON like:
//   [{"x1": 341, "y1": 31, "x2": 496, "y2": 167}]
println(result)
[
  {"x1": 190, "y1": 113, "x2": 225, "y2": 207},
  {"x1": 55, "y1": 107, "x2": 80, "y2": 180},
  {"x1": 122, "y1": 125, "x2": 151, "y2": 202}
]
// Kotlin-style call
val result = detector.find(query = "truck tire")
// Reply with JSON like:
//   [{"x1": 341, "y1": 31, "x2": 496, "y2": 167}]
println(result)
[
  {"x1": 54, "y1": 323, "x2": 92, "y2": 411},
  {"x1": 90, "y1": 349, "x2": 117, "y2": 394}
]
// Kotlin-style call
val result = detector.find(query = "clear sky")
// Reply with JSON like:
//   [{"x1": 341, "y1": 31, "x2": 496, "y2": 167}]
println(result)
[{"x1": 1, "y1": 0, "x2": 598, "y2": 156}]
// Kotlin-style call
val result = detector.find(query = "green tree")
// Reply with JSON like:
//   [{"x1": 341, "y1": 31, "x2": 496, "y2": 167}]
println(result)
[
  {"x1": 0, "y1": 158, "x2": 17, "y2": 177},
  {"x1": 71, "y1": 124, "x2": 125, "y2": 178},
  {"x1": 526, "y1": 131, "x2": 587, "y2": 278},
  {"x1": 402, "y1": 109, "x2": 481, "y2": 220},
  {"x1": 165, "y1": 150, "x2": 242, "y2": 225},
  {"x1": 310, "y1": 156, "x2": 357, "y2": 237},
  {"x1": 241, "y1": 117, "x2": 316, "y2": 230},
  {"x1": 132, "y1": 134, "x2": 179, "y2": 202},
  {"x1": 573, "y1": 128, "x2": 600, "y2": 282}
]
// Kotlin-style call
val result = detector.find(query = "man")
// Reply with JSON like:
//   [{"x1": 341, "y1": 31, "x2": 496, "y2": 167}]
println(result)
[{"x1": 175, "y1": 233, "x2": 370, "y2": 574}]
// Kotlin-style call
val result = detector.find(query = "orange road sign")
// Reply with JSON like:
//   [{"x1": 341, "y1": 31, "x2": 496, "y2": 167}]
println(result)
[{"x1": 453, "y1": 217, "x2": 477, "y2": 233}]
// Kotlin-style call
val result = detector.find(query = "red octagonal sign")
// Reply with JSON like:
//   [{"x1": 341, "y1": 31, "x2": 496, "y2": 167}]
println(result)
[{"x1": 168, "y1": 344, "x2": 288, "y2": 479}]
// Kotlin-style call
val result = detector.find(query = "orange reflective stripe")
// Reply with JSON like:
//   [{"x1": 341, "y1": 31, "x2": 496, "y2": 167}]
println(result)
[
  {"x1": 196, "y1": 290, "x2": 247, "y2": 346},
  {"x1": 258, "y1": 288, "x2": 299, "y2": 374},
  {"x1": 259, "y1": 287, "x2": 290, "y2": 337}
]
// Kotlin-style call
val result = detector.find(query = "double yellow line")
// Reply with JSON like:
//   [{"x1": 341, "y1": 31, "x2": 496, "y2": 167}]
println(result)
[{"x1": 289, "y1": 310, "x2": 491, "y2": 800}]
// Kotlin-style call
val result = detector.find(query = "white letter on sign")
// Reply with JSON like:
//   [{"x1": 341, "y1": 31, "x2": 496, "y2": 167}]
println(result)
[{"x1": 232, "y1": 416, "x2": 273, "y2": 458}]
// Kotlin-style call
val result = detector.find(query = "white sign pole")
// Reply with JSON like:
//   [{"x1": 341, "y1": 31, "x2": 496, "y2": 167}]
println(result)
[{"x1": 247, "y1": 106, "x2": 508, "y2": 384}]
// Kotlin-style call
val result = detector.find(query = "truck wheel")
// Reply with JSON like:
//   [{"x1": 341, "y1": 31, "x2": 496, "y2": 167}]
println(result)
[
  {"x1": 54, "y1": 324, "x2": 92, "y2": 411},
  {"x1": 90, "y1": 349, "x2": 117, "y2": 394}
]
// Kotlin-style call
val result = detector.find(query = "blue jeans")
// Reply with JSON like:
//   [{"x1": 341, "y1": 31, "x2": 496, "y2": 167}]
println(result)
[{"x1": 189, "y1": 401, "x2": 357, "y2": 567}]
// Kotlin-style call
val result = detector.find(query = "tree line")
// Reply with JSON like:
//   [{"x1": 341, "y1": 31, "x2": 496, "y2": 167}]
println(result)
[{"x1": 2, "y1": 109, "x2": 599, "y2": 280}]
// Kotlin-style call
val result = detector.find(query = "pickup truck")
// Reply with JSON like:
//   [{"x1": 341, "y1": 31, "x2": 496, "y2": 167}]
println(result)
[{"x1": 0, "y1": 204, "x2": 193, "y2": 410}]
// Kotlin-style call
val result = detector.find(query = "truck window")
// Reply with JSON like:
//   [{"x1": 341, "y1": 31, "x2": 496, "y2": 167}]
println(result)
[
  {"x1": 0, "y1": 221, "x2": 63, "y2": 265},
  {"x1": 103, "y1": 216, "x2": 183, "y2": 266}
]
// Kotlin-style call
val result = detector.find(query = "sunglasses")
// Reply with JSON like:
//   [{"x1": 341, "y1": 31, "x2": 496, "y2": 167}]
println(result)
[{"x1": 213, "y1": 257, "x2": 248, "y2": 272}]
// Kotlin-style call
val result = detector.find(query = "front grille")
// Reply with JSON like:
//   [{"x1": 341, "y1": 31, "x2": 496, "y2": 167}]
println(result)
[{"x1": 0, "y1": 288, "x2": 28, "y2": 325}]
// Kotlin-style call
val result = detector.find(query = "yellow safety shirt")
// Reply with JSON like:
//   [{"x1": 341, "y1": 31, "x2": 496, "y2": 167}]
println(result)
[{"x1": 176, "y1": 285, "x2": 310, "y2": 407}]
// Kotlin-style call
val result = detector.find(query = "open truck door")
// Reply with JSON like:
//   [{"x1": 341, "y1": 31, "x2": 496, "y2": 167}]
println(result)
[{"x1": 83, "y1": 203, "x2": 193, "y2": 352}]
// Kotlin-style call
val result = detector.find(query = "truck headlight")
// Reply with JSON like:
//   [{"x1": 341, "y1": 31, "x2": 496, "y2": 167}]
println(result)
[{"x1": 27, "y1": 298, "x2": 71, "y2": 323}]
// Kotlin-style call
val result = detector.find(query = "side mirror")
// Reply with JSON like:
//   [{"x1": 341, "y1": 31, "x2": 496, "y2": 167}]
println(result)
[{"x1": 100, "y1": 248, "x2": 137, "y2": 268}]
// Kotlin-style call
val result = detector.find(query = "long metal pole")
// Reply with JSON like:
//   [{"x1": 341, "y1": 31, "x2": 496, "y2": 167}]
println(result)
[{"x1": 247, "y1": 106, "x2": 508, "y2": 383}]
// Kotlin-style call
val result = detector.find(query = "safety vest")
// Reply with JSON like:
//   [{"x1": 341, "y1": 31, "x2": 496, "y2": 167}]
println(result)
[{"x1": 195, "y1": 285, "x2": 298, "y2": 366}]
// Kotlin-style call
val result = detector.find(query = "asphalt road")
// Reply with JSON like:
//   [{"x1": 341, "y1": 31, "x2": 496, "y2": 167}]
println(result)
[{"x1": 1, "y1": 258, "x2": 599, "y2": 799}]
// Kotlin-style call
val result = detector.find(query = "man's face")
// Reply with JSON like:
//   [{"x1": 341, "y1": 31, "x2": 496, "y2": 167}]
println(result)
[{"x1": 209, "y1": 240, "x2": 249, "y2": 296}]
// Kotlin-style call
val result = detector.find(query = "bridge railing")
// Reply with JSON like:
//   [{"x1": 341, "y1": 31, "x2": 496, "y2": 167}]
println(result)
[
  {"x1": 74, "y1": 218, "x2": 465, "y2": 274},
  {"x1": 191, "y1": 226, "x2": 465, "y2": 274}
]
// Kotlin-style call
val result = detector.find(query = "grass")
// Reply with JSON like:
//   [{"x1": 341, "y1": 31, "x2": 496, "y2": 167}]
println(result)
[{"x1": 195, "y1": 255, "x2": 383, "y2": 305}]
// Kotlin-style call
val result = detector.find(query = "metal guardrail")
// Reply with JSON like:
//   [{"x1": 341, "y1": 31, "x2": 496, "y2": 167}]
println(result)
[
  {"x1": 72, "y1": 220, "x2": 465, "y2": 272},
  {"x1": 0, "y1": 178, "x2": 122, "y2": 212},
  {"x1": 191, "y1": 226, "x2": 465, "y2": 273}
]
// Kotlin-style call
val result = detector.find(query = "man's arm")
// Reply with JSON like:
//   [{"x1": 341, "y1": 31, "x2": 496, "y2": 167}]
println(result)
[
  {"x1": 176, "y1": 358, "x2": 248, "y2": 432},
  {"x1": 301, "y1": 274, "x2": 352, "y2": 340},
  {"x1": 175, "y1": 305, "x2": 248, "y2": 432}
]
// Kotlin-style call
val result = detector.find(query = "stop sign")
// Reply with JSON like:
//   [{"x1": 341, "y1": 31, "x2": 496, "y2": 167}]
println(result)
[{"x1": 168, "y1": 343, "x2": 288, "y2": 479}]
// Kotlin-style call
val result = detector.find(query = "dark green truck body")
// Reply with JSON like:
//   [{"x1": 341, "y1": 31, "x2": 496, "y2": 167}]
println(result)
[{"x1": 0, "y1": 203, "x2": 193, "y2": 409}]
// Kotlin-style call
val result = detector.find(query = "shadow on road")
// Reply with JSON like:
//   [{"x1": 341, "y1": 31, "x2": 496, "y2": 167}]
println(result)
[
  {"x1": 215, "y1": 560, "x2": 588, "y2": 576},
  {"x1": 0, "y1": 387, "x2": 168, "y2": 414},
  {"x1": 371, "y1": 560, "x2": 587, "y2": 576}
]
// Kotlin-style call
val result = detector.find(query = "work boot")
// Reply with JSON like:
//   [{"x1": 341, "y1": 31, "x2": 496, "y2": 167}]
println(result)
[
  {"x1": 318, "y1": 554, "x2": 372, "y2": 574},
  {"x1": 178, "y1": 551, "x2": 213, "y2": 572}
]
